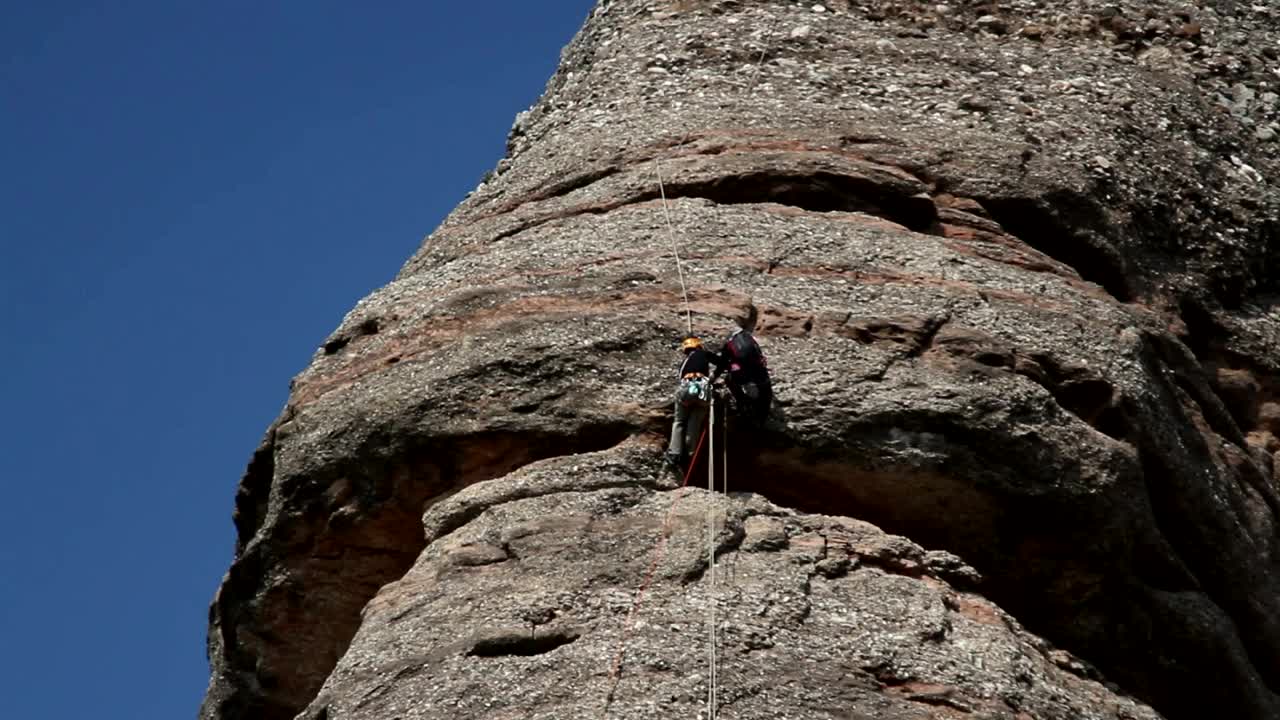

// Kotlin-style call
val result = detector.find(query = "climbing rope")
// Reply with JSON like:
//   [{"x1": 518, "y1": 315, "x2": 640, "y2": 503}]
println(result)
[
  {"x1": 599, "y1": 426, "x2": 709, "y2": 719},
  {"x1": 707, "y1": 395, "x2": 719, "y2": 720},
  {"x1": 657, "y1": 10, "x2": 776, "y2": 339},
  {"x1": 600, "y1": 7, "x2": 778, "y2": 717},
  {"x1": 655, "y1": 159, "x2": 693, "y2": 335},
  {"x1": 722, "y1": 396, "x2": 729, "y2": 499},
  {"x1": 743, "y1": 15, "x2": 777, "y2": 100}
]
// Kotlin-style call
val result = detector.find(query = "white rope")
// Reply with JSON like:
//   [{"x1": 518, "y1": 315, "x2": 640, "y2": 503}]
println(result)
[
  {"x1": 644, "y1": 9, "x2": 776, "y2": 719},
  {"x1": 722, "y1": 398, "x2": 729, "y2": 501},
  {"x1": 657, "y1": 11, "x2": 775, "y2": 340},
  {"x1": 655, "y1": 159, "x2": 693, "y2": 335},
  {"x1": 707, "y1": 396, "x2": 718, "y2": 720},
  {"x1": 722, "y1": 402, "x2": 730, "y2": 594},
  {"x1": 742, "y1": 15, "x2": 776, "y2": 100}
]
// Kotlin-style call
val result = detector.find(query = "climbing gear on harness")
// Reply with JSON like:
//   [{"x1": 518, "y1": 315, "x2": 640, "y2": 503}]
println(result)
[{"x1": 679, "y1": 375, "x2": 711, "y2": 406}]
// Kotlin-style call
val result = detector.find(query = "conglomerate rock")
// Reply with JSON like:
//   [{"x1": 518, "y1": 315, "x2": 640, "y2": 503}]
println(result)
[
  {"x1": 297, "y1": 442, "x2": 1162, "y2": 720},
  {"x1": 201, "y1": 2, "x2": 1280, "y2": 719}
]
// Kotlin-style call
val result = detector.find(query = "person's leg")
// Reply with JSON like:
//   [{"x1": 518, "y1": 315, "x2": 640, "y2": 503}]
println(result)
[
  {"x1": 684, "y1": 403, "x2": 708, "y2": 457},
  {"x1": 757, "y1": 373, "x2": 772, "y2": 418},
  {"x1": 755, "y1": 386, "x2": 772, "y2": 424},
  {"x1": 668, "y1": 395, "x2": 688, "y2": 457},
  {"x1": 727, "y1": 372, "x2": 750, "y2": 416}
]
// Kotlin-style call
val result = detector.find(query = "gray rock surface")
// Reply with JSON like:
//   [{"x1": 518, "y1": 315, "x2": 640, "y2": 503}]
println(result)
[
  {"x1": 202, "y1": 1, "x2": 1280, "y2": 719},
  {"x1": 298, "y1": 443, "x2": 1162, "y2": 720}
]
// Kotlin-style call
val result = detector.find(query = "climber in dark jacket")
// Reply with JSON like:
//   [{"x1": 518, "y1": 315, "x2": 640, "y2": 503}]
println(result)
[
  {"x1": 717, "y1": 327, "x2": 772, "y2": 424},
  {"x1": 665, "y1": 336, "x2": 725, "y2": 468}
]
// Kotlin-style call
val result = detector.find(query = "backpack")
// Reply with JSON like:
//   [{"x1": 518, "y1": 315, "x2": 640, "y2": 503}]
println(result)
[{"x1": 723, "y1": 330, "x2": 765, "y2": 370}]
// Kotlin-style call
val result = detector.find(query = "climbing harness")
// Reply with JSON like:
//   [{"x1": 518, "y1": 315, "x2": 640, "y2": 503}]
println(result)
[{"x1": 679, "y1": 374, "x2": 712, "y2": 406}]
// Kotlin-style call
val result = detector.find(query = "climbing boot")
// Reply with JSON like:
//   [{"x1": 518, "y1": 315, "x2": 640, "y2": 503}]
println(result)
[{"x1": 664, "y1": 451, "x2": 682, "y2": 470}]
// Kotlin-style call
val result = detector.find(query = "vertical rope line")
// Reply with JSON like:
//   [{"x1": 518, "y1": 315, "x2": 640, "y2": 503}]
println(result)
[
  {"x1": 604, "y1": 8, "x2": 776, "y2": 718},
  {"x1": 656, "y1": 10, "x2": 775, "y2": 339},
  {"x1": 742, "y1": 14, "x2": 777, "y2": 101},
  {"x1": 707, "y1": 396, "x2": 717, "y2": 720},
  {"x1": 722, "y1": 404, "x2": 728, "y2": 500},
  {"x1": 654, "y1": 159, "x2": 693, "y2": 335}
]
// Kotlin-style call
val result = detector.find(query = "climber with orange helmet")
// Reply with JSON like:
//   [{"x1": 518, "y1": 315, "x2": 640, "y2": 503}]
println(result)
[{"x1": 665, "y1": 336, "x2": 725, "y2": 469}]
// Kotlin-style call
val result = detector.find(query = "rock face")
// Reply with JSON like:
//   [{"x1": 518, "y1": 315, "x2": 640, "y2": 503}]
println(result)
[
  {"x1": 201, "y1": 2, "x2": 1280, "y2": 720},
  {"x1": 296, "y1": 443, "x2": 1162, "y2": 720}
]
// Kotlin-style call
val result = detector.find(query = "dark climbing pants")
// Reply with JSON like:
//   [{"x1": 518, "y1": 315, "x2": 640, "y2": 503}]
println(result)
[{"x1": 729, "y1": 371, "x2": 772, "y2": 424}]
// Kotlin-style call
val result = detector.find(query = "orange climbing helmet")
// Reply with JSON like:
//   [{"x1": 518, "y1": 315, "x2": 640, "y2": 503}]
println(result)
[{"x1": 680, "y1": 336, "x2": 703, "y2": 352}]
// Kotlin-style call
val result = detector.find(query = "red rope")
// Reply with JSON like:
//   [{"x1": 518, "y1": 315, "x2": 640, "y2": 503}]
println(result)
[{"x1": 599, "y1": 425, "x2": 709, "y2": 716}]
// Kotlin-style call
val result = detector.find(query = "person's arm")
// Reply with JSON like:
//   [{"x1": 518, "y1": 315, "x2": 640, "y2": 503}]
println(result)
[{"x1": 709, "y1": 347, "x2": 728, "y2": 381}]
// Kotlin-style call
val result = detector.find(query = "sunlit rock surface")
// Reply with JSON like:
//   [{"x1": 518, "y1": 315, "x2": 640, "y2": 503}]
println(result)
[{"x1": 202, "y1": 2, "x2": 1280, "y2": 719}]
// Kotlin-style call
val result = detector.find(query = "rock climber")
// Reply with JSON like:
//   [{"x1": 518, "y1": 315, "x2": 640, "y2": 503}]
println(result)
[
  {"x1": 717, "y1": 326, "x2": 772, "y2": 424},
  {"x1": 665, "y1": 336, "x2": 722, "y2": 469}
]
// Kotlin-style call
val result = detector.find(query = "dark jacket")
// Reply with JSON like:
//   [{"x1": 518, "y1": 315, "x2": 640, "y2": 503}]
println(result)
[
  {"x1": 720, "y1": 330, "x2": 769, "y2": 384},
  {"x1": 678, "y1": 348, "x2": 724, "y2": 378}
]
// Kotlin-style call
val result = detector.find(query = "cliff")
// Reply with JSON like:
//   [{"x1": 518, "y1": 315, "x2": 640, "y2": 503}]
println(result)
[{"x1": 202, "y1": 1, "x2": 1280, "y2": 719}]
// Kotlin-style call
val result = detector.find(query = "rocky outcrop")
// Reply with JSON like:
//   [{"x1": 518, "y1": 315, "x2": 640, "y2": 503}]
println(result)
[
  {"x1": 202, "y1": 2, "x2": 1280, "y2": 719},
  {"x1": 296, "y1": 442, "x2": 1162, "y2": 720}
]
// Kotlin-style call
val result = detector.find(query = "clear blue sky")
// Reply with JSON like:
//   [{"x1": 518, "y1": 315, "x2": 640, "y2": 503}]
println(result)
[{"x1": 0, "y1": 2, "x2": 595, "y2": 717}]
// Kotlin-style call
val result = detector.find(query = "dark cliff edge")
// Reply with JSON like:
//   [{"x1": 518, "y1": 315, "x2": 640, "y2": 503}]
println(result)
[{"x1": 202, "y1": 2, "x2": 1280, "y2": 719}]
